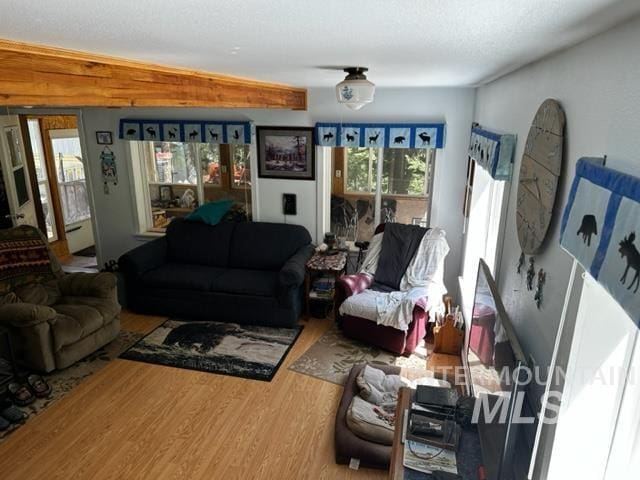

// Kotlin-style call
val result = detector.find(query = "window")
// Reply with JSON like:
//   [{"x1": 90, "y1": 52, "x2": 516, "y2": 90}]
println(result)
[
  {"x1": 146, "y1": 142, "x2": 199, "y2": 185},
  {"x1": 331, "y1": 147, "x2": 435, "y2": 242},
  {"x1": 231, "y1": 144, "x2": 251, "y2": 189},
  {"x1": 459, "y1": 160, "x2": 508, "y2": 321},
  {"x1": 381, "y1": 148, "x2": 433, "y2": 197},
  {"x1": 27, "y1": 120, "x2": 56, "y2": 240},
  {"x1": 200, "y1": 143, "x2": 221, "y2": 186},
  {"x1": 345, "y1": 147, "x2": 378, "y2": 194},
  {"x1": 133, "y1": 141, "x2": 252, "y2": 233}
]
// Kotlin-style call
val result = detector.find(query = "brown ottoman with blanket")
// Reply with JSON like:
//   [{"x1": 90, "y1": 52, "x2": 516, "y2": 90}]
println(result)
[
  {"x1": 335, "y1": 363, "x2": 451, "y2": 470},
  {"x1": 334, "y1": 364, "x2": 400, "y2": 469}
]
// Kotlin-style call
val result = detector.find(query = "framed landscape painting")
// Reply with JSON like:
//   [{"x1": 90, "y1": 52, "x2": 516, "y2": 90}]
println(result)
[{"x1": 257, "y1": 127, "x2": 315, "y2": 180}]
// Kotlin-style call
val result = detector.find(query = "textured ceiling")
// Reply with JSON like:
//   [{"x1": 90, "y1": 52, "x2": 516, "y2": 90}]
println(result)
[{"x1": 1, "y1": 0, "x2": 639, "y2": 88}]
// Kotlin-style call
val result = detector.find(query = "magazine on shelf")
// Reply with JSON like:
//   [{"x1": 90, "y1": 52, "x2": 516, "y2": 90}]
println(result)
[{"x1": 403, "y1": 441, "x2": 458, "y2": 475}]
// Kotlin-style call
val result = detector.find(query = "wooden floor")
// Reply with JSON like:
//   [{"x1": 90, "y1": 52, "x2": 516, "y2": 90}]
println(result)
[{"x1": 0, "y1": 311, "x2": 388, "y2": 480}]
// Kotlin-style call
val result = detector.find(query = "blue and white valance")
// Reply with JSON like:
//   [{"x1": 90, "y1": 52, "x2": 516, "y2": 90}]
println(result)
[
  {"x1": 314, "y1": 122, "x2": 445, "y2": 149},
  {"x1": 468, "y1": 127, "x2": 516, "y2": 180},
  {"x1": 118, "y1": 119, "x2": 252, "y2": 145},
  {"x1": 560, "y1": 157, "x2": 640, "y2": 325}
]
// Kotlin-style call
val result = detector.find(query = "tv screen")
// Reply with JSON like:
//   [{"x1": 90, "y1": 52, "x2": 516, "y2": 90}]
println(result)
[
  {"x1": 467, "y1": 261, "x2": 522, "y2": 396},
  {"x1": 466, "y1": 259, "x2": 531, "y2": 480}
]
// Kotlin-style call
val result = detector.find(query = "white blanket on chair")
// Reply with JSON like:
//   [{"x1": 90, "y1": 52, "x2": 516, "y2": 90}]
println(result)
[{"x1": 339, "y1": 227, "x2": 449, "y2": 331}]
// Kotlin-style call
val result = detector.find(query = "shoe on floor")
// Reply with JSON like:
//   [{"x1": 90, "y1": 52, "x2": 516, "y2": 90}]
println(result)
[
  {"x1": 0, "y1": 401, "x2": 27, "y2": 424},
  {"x1": 27, "y1": 374, "x2": 51, "y2": 398},
  {"x1": 7, "y1": 382, "x2": 36, "y2": 407}
]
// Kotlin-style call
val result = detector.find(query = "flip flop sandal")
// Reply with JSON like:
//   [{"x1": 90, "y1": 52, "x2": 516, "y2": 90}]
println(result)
[
  {"x1": 27, "y1": 374, "x2": 51, "y2": 398},
  {"x1": 0, "y1": 404, "x2": 27, "y2": 424},
  {"x1": 7, "y1": 382, "x2": 36, "y2": 407}
]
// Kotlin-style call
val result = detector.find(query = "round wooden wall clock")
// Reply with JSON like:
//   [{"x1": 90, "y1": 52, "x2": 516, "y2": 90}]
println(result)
[{"x1": 516, "y1": 99, "x2": 565, "y2": 254}]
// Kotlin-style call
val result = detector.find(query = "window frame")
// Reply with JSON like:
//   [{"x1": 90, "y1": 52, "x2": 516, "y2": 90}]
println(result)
[{"x1": 130, "y1": 140, "x2": 251, "y2": 234}]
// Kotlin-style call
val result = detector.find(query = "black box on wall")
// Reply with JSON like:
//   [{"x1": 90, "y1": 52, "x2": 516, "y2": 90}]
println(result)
[{"x1": 283, "y1": 193, "x2": 297, "y2": 215}]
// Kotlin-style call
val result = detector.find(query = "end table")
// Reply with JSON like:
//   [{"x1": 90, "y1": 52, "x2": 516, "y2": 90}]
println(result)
[{"x1": 305, "y1": 250, "x2": 348, "y2": 319}]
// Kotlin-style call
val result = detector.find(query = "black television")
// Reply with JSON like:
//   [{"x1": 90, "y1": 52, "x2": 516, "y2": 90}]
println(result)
[{"x1": 464, "y1": 259, "x2": 532, "y2": 480}]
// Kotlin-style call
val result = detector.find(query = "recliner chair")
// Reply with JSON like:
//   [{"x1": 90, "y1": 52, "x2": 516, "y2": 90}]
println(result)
[{"x1": 0, "y1": 225, "x2": 120, "y2": 372}]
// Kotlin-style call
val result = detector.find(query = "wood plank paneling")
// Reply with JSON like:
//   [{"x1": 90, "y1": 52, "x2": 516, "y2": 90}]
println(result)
[{"x1": 0, "y1": 39, "x2": 307, "y2": 110}]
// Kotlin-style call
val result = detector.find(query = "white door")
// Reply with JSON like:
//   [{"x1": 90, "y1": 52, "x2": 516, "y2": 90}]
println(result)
[
  {"x1": 546, "y1": 273, "x2": 636, "y2": 479},
  {"x1": 0, "y1": 116, "x2": 37, "y2": 227},
  {"x1": 48, "y1": 128, "x2": 94, "y2": 253}
]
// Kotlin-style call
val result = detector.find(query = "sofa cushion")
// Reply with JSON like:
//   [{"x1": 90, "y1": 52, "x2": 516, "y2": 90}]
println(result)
[
  {"x1": 141, "y1": 263, "x2": 226, "y2": 291},
  {"x1": 51, "y1": 304, "x2": 106, "y2": 349},
  {"x1": 166, "y1": 218, "x2": 235, "y2": 267},
  {"x1": 228, "y1": 222, "x2": 312, "y2": 271},
  {"x1": 346, "y1": 396, "x2": 395, "y2": 445},
  {"x1": 55, "y1": 296, "x2": 121, "y2": 321},
  {"x1": 210, "y1": 269, "x2": 280, "y2": 297}
]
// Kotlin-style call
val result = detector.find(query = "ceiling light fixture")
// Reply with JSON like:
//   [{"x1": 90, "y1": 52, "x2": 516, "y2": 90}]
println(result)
[{"x1": 336, "y1": 67, "x2": 375, "y2": 110}]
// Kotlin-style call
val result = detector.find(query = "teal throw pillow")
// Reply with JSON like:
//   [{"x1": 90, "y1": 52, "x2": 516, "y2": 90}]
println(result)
[{"x1": 186, "y1": 200, "x2": 234, "y2": 226}]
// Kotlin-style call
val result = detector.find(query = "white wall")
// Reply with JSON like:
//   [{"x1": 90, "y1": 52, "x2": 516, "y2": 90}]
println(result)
[
  {"x1": 474, "y1": 15, "x2": 640, "y2": 374},
  {"x1": 81, "y1": 87, "x2": 475, "y2": 294}
]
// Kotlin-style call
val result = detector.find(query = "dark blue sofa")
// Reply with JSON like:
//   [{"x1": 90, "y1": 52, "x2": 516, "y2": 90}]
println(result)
[{"x1": 118, "y1": 219, "x2": 313, "y2": 327}]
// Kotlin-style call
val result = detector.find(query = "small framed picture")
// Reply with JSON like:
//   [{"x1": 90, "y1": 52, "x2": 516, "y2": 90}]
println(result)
[
  {"x1": 96, "y1": 131, "x2": 113, "y2": 145},
  {"x1": 159, "y1": 185, "x2": 174, "y2": 203},
  {"x1": 257, "y1": 126, "x2": 315, "y2": 180}
]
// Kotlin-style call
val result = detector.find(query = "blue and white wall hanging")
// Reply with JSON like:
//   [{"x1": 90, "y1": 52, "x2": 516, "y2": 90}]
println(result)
[
  {"x1": 119, "y1": 119, "x2": 252, "y2": 145},
  {"x1": 314, "y1": 123, "x2": 445, "y2": 149},
  {"x1": 468, "y1": 127, "x2": 516, "y2": 180},
  {"x1": 560, "y1": 157, "x2": 640, "y2": 325}
]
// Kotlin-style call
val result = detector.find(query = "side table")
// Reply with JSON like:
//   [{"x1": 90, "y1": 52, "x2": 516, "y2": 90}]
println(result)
[{"x1": 305, "y1": 250, "x2": 348, "y2": 319}]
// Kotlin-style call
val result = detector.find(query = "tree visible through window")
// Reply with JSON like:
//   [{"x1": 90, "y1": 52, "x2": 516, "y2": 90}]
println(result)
[{"x1": 344, "y1": 147, "x2": 433, "y2": 197}]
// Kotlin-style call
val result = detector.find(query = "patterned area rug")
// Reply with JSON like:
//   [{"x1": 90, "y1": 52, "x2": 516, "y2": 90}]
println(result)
[
  {"x1": 288, "y1": 324, "x2": 428, "y2": 385},
  {"x1": 0, "y1": 329, "x2": 142, "y2": 442},
  {"x1": 120, "y1": 319, "x2": 303, "y2": 381}
]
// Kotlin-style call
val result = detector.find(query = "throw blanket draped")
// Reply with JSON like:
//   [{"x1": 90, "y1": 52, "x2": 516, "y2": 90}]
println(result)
[
  {"x1": 371, "y1": 223, "x2": 427, "y2": 292},
  {"x1": 340, "y1": 227, "x2": 450, "y2": 331}
]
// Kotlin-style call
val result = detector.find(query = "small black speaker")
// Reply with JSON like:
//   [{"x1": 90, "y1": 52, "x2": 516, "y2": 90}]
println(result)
[{"x1": 283, "y1": 193, "x2": 297, "y2": 215}]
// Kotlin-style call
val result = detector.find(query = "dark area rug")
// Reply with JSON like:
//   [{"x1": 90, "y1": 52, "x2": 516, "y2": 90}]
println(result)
[{"x1": 120, "y1": 319, "x2": 303, "y2": 381}]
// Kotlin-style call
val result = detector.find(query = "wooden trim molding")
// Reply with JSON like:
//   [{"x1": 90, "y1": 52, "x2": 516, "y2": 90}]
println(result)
[{"x1": 0, "y1": 39, "x2": 307, "y2": 110}]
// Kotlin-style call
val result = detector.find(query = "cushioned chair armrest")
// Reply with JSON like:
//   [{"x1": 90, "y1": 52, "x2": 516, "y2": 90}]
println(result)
[
  {"x1": 336, "y1": 273, "x2": 374, "y2": 298},
  {"x1": 279, "y1": 244, "x2": 315, "y2": 287},
  {"x1": 57, "y1": 272, "x2": 117, "y2": 299},
  {"x1": 0, "y1": 303, "x2": 57, "y2": 327},
  {"x1": 118, "y1": 237, "x2": 168, "y2": 277},
  {"x1": 335, "y1": 273, "x2": 374, "y2": 321}
]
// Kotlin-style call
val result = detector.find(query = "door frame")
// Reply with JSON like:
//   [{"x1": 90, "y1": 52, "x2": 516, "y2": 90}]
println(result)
[{"x1": 10, "y1": 108, "x2": 102, "y2": 265}]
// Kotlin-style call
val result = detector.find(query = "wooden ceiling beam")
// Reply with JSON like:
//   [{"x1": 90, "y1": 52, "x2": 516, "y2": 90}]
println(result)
[{"x1": 0, "y1": 39, "x2": 307, "y2": 110}]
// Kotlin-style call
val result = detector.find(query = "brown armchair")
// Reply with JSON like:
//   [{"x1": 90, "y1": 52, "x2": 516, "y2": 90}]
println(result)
[
  {"x1": 335, "y1": 224, "x2": 430, "y2": 356},
  {"x1": 335, "y1": 272, "x2": 428, "y2": 355},
  {"x1": 0, "y1": 226, "x2": 120, "y2": 372}
]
